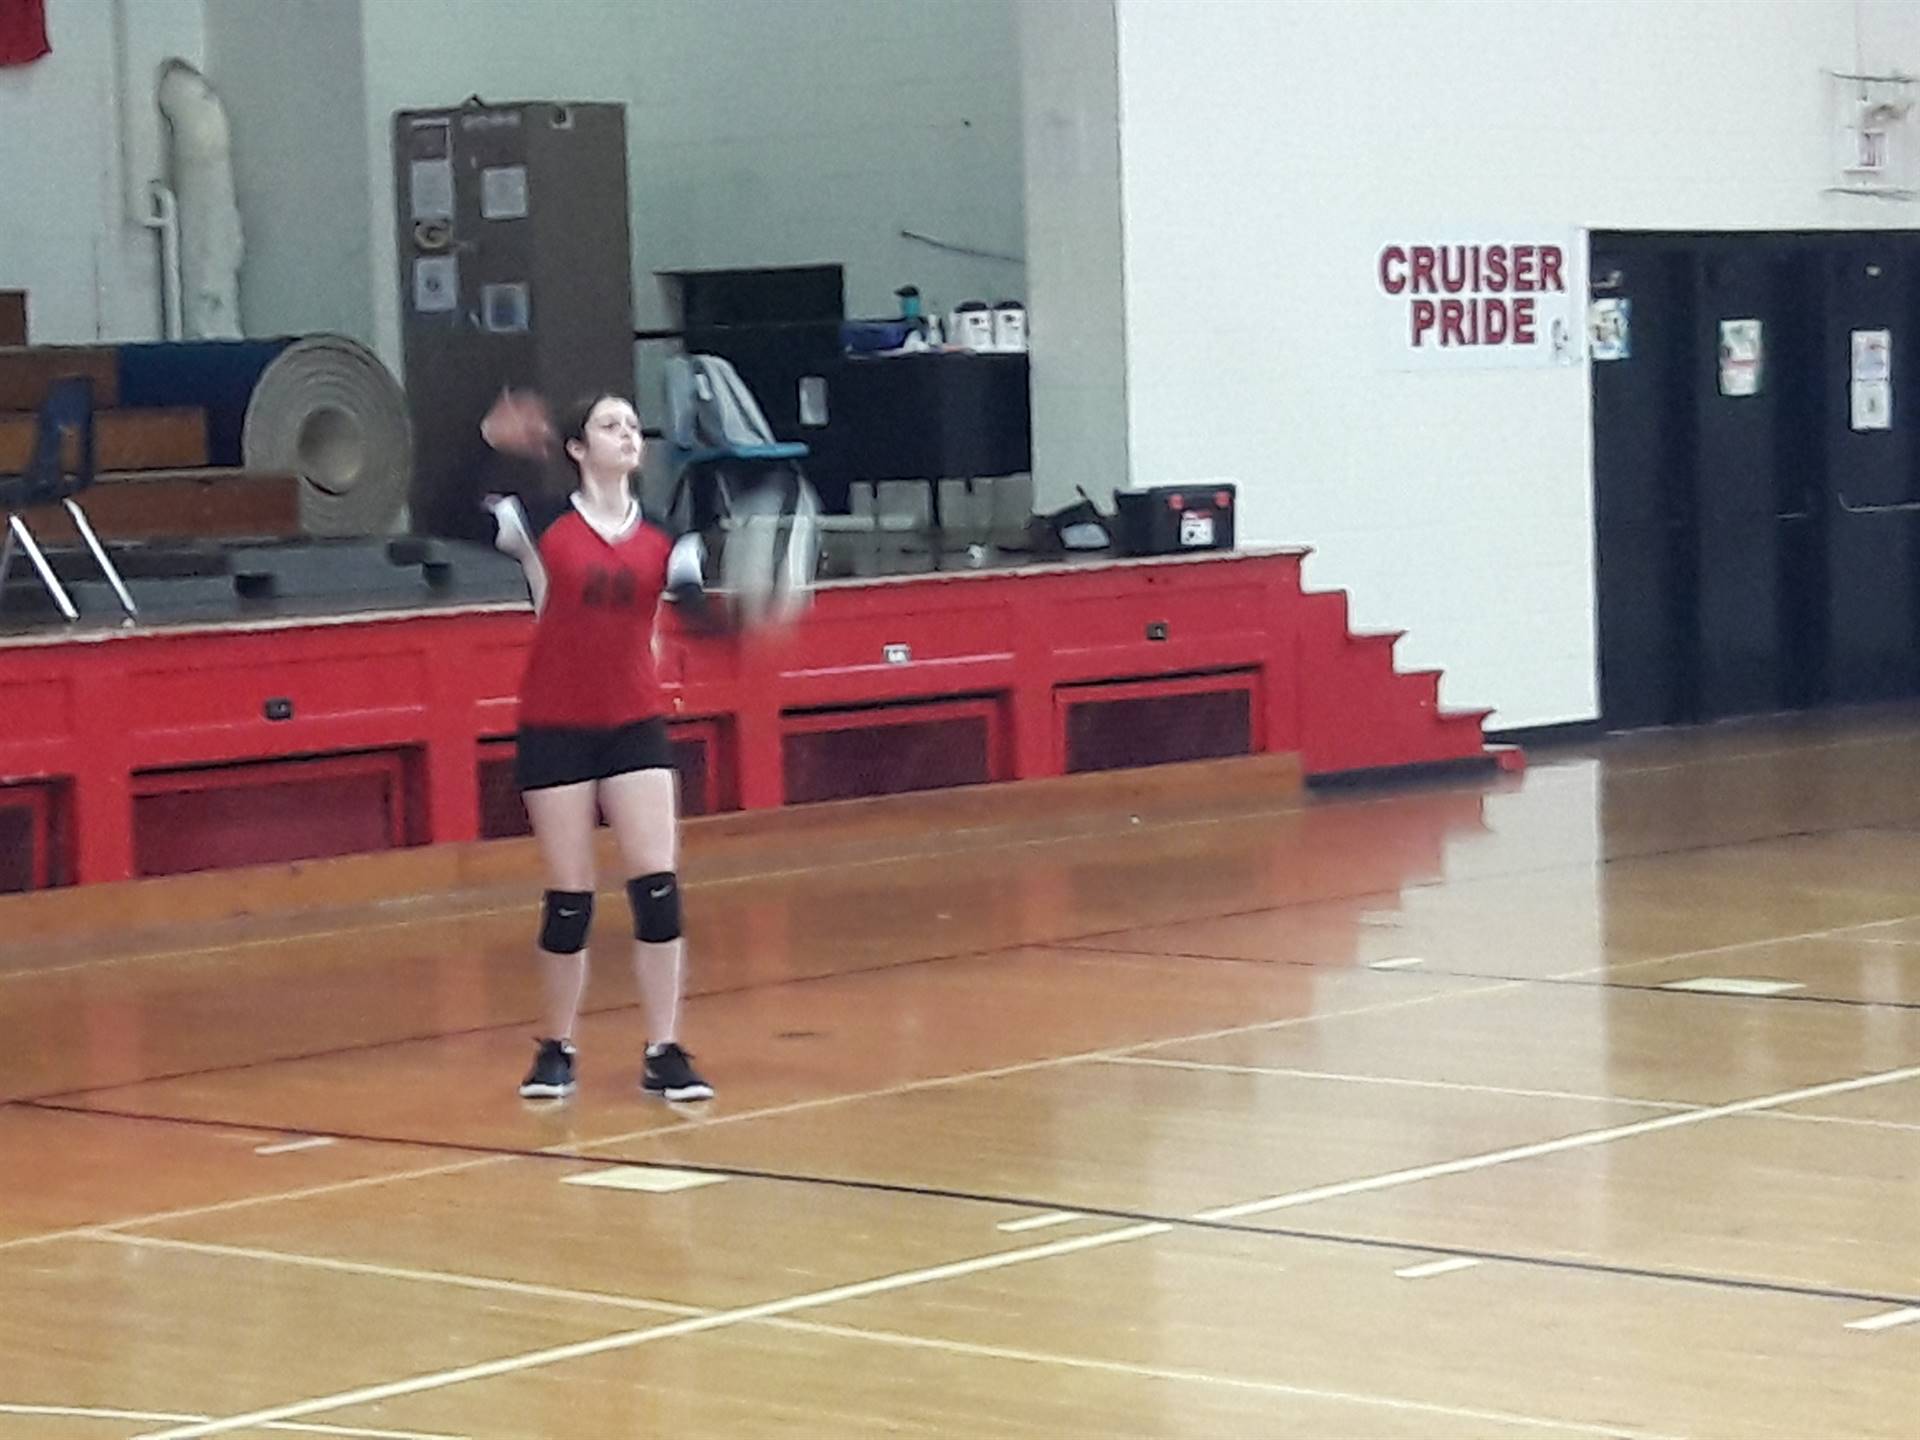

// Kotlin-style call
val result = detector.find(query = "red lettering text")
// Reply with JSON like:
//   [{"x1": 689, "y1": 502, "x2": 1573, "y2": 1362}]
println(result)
[
  {"x1": 1412, "y1": 247, "x2": 1437, "y2": 293},
  {"x1": 1411, "y1": 299, "x2": 1437, "y2": 345},
  {"x1": 1538, "y1": 246, "x2": 1564, "y2": 292},
  {"x1": 1379, "y1": 246, "x2": 1408, "y2": 294},
  {"x1": 1513, "y1": 245, "x2": 1535, "y2": 292}
]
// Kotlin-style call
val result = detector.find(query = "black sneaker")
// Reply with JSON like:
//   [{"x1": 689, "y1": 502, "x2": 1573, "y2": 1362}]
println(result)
[
  {"x1": 519, "y1": 1038, "x2": 577, "y2": 1098},
  {"x1": 642, "y1": 1043, "x2": 713, "y2": 1102}
]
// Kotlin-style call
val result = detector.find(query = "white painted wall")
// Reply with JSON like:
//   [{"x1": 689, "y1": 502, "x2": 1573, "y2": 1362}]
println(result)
[
  {"x1": 204, "y1": 0, "x2": 373, "y2": 342},
  {"x1": 1018, "y1": 0, "x2": 1126, "y2": 513},
  {"x1": 625, "y1": 0, "x2": 1025, "y2": 329},
  {"x1": 1111, "y1": 0, "x2": 1920, "y2": 728},
  {"x1": 0, "y1": 0, "x2": 205, "y2": 343},
  {"x1": 349, "y1": 0, "x2": 1023, "y2": 374},
  {"x1": 3, "y1": 0, "x2": 1025, "y2": 462}
]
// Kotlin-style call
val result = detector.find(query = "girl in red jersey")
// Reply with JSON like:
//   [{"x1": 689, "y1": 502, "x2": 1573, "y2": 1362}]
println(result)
[{"x1": 484, "y1": 392, "x2": 714, "y2": 1103}]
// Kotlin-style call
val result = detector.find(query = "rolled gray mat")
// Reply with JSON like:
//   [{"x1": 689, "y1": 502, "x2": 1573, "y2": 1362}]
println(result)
[{"x1": 240, "y1": 334, "x2": 413, "y2": 536}]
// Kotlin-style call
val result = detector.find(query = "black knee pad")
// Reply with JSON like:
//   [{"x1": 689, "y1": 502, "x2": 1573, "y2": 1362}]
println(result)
[
  {"x1": 627, "y1": 871, "x2": 682, "y2": 942},
  {"x1": 539, "y1": 889, "x2": 594, "y2": 954}
]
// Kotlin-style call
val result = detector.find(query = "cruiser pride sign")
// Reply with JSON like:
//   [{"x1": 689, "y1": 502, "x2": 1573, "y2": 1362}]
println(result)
[{"x1": 1377, "y1": 236, "x2": 1581, "y2": 368}]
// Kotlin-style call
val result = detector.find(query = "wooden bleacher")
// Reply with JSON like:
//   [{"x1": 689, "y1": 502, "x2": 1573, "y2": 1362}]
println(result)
[
  {"x1": 0, "y1": 343, "x2": 119, "y2": 408},
  {"x1": 28, "y1": 468, "x2": 301, "y2": 544},
  {"x1": 0, "y1": 308, "x2": 301, "y2": 543},
  {"x1": 0, "y1": 404, "x2": 209, "y2": 472}
]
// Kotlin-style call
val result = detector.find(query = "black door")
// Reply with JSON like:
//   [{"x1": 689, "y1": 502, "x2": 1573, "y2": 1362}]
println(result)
[
  {"x1": 1591, "y1": 243, "x2": 1698, "y2": 730},
  {"x1": 1591, "y1": 231, "x2": 1919, "y2": 729},
  {"x1": 1691, "y1": 244, "x2": 1795, "y2": 720},
  {"x1": 1823, "y1": 244, "x2": 1919, "y2": 701}
]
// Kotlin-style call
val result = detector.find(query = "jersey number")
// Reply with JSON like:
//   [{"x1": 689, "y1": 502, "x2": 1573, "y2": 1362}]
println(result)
[{"x1": 583, "y1": 567, "x2": 639, "y2": 609}]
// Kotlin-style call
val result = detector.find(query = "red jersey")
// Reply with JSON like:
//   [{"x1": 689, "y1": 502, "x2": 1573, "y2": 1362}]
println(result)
[{"x1": 516, "y1": 501, "x2": 676, "y2": 729}]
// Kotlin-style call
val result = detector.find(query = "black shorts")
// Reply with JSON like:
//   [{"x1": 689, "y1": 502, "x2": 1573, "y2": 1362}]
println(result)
[{"x1": 515, "y1": 717, "x2": 674, "y2": 792}]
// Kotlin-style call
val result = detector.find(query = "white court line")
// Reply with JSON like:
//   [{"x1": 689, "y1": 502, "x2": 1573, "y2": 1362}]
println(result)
[
  {"x1": 4, "y1": 936, "x2": 1858, "y2": 1258},
  {"x1": 86, "y1": 1233, "x2": 1675, "y2": 1440},
  {"x1": 0, "y1": 1402, "x2": 463, "y2": 1438},
  {"x1": 1107, "y1": 1055, "x2": 1920, "y2": 1136},
  {"x1": 1194, "y1": 1063, "x2": 1920, "y2": 1224},
  {"x1": 996, "y1": 1211, "x2": 1085, "y2": 1233},
  {"x1": 255, "y1": 1136, "x2": 337, "y2": 1156},
  {"x1": 0, "y1": 1155, "x2": 502, "y2": 1256},
  {"x1": 94, "y1": 1232, "x2": 702, "y2": 1318},
  {"x1": 1553, "y1": 909, "x2": 1920, "y2": 980},
  {"x1": 1103, "y1": 1056, "x2": 1703, "y2": 1112},
  {"x1": 1076, "y1": 902, "x2": 1920, "y2": 990},
  {"x1": 8, "y1": 910, "x2": 1910, "y2": 1257},
  {"x1": 1762, "y1": 1110, "x2": 1920, "y2": 1134},
  {"x1": 1368, "y1": 956, "x2": 1425, "y2": 970},
  {"x1": 0, "y1": 978, "x2": 1526, "y2": 1258},
  {"x1": 120, "y1": 1062, "x2": 1920, "y2": 1439},
  {"x1": 775, "y1": 1316, "x2": 1682, "y2": 1440},
  {"x1": 1844, "y1": 1306, "x2": 1920, "y2": 1333},
  {"x1": 566, "y1": 976, "x2": 1532, "y2": 1156},
  {"x1": 1395, "y1": 1257, "x2": 1482, "y2": 1280},
  {"x1": 8, "y1": 925, "x2": 1906, "y2": 1260},
  {"x1": 128, "y1": 1222, "x2": 1176, "y2": 1440},
  {"x1": 0, "y1": 953, "x2": 1642, "y2": 1264}
]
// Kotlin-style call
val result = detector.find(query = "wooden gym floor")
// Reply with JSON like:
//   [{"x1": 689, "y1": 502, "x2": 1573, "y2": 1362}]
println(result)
[{"x1": 3, "y1": 711, "x2": 1919, "y2": 1438}]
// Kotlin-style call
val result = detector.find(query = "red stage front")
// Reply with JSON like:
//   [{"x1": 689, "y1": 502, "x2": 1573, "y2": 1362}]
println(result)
[{"x1": 0, "y1": 550, "x2": 1500, "y2": 889}]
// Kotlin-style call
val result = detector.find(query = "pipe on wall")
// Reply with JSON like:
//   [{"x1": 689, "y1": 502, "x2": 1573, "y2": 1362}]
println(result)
[{"x1": 108, "y1": 0, "x2": 181, "y2": 339}]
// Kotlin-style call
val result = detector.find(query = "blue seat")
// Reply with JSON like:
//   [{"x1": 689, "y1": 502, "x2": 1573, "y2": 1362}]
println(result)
[
  {"x1": 0, "y1": 375, "x2": 137, "y2": 622},
  {"x1": 661, "y1": 354, "x2": 813, "y2": 533}
]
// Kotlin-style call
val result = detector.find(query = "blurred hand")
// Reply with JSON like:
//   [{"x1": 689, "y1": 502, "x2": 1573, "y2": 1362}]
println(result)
[{"x1": 480, "y1": 388, "x2": 553, "y2": 458}]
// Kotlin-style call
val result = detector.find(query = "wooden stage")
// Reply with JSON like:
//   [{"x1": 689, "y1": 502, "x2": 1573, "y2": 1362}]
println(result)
[{"x1": 2, "y1": 709, "x2": 1919, "y2": 1437}]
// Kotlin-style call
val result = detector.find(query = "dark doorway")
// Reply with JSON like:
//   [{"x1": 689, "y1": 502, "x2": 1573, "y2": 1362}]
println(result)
[{"x1": 1591, "y1": 231, "x2": 1920, "y2": 729}]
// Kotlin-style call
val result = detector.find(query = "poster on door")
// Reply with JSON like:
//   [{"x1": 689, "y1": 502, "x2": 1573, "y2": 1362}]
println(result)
[
  {"x1": 1718, "y1": 319, "x2": 1763, "y2": 396},
  {"x1": 1852, "y1": 329, "x2": 1891, "y2": 381},
  {"x1": 1852, "y1": 381, "x2": 1892, "y2": 430},
  {"x1": 1850, "y1": 328, "x2": 1892, "y2": 431},
  {"x1": 1589, "y1": 298, "x2": 1630, "y2": 361}
]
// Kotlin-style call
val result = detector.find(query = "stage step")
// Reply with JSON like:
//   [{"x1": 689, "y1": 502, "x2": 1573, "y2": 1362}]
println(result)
[
  {"x1": 0, "y1": 405, "x2": 205, "y2": 472},
  {"x1": 27, "y1": 469, "x2": 302, "y2": 543},
  {"x1": 1297, "y1": 585, "x2": 1508, "y2": 775},
  {"x1": 0, "y1": 294, "x2": 25, "y2": 346},
  {"x1": 0, "y1": 344, "x2": 119, "y2": 410}
]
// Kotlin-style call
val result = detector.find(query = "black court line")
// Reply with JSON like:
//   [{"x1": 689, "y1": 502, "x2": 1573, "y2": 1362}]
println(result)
[
  {"x1": 19, "y1": 1096, "x2": 1920, "y2": 1317},
  {"x1": 8, "y1": 815, "x2": 1918, "y2": 1110},
  {"x1": 1058, "y1": 943, "x2": 1920, "y2": 1014}
]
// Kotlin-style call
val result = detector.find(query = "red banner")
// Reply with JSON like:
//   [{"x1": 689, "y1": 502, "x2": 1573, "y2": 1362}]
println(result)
[{"x1": 0, "y1": 0, "x2": 50, "y2": 68}]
